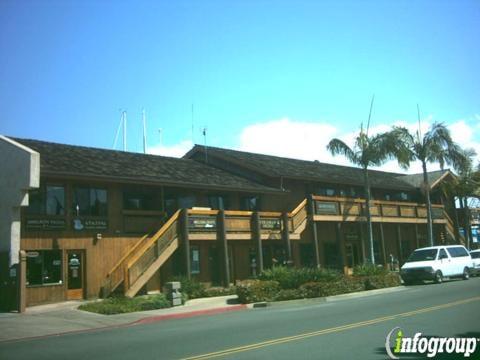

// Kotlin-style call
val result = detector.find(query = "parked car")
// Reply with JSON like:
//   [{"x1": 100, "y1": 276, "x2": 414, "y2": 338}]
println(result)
[
  {"x1": 400, "y1": 245, "x2": 472, "y2": 285},
  {"x1": 470, "y1": 249, "x2": 480, "y2": 276}
]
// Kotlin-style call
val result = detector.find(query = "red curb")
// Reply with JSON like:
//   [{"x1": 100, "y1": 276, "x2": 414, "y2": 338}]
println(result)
[{"x1": 134, "y1": 304, "x2": 247, "y2": 325}]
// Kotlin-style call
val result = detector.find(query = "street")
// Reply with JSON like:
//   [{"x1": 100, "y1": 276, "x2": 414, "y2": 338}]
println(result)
[{"x1": 1, "y1": 277, "x2": 479, "y2": 360}]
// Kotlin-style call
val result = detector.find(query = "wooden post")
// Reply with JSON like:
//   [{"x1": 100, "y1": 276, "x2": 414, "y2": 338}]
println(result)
[
  {"x1": 308, "y1": 195, "x2": 321, "y2": 268},
  {"x1": 379, "y1": 223, "x2": 387, "y2": 267},
  {"x1": 252, "y1": 211, "x2": 263, "y2": 273},
  {"x1": 218, "y1": 210, "x2": 230, "y2": 287},
  {"x1": 181, "y1": 208, "x2": 191, "y2": 279},
  {"x1": 336, "y1": 222, "x2": 347, "y2": 274},
  {"x1": 18, "y1": 250, "x2": 26, "y2": 313},
  {"x1": 396, "y1": 224, "x2": 403, "y2": 264},
  {"x1": 358, "y1": 223, "x2": 366, "y2": 264},
  {"x1": 282, "y1": 212, "x2": 292, "y2": 264},
  {"x1": 414, "y1": 224, "x2": 420, "y2": 249}
]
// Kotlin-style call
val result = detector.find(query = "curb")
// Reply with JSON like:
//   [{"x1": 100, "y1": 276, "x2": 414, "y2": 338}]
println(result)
[
  {"x1": 0, "y1": 305, "x2": 248, "y2": 344},
  {"x1": 134, "y1": 305, "x2": 247, "y2": 325},
  {"x1": 250, "y1": 286, "x2": 406, "y2": 308}
]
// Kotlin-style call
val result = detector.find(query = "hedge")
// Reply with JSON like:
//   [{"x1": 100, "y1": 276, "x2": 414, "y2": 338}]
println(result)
[
  {"x1": 236, "y1": 280, "x2": 280, "y2": 303},
  {"x1": 79, "y1": 294, "x2": 171, "y2": 315}
]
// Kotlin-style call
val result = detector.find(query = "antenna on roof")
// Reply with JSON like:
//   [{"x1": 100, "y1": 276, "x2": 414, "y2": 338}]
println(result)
[
  {"x1": 416, "y1": 103, "x2": 422, "y2": 142},
  {"x1": 191, "y1": 103, "x2": 195, "y2": 144},
  {"x1": 113, "y1": 110, "x2": 127, "y2": 151},
  {"x1": 142, "y1": 108, "x2": 147, "y2": 154},
  {"x1": 158, "y1": 128, "x2": 163, "y2": 148},
  {"x1": 202, "y1": 127, "x2": 208, "y2": 163},
  {"x1": 366, "y1": 94, "x2": 375, "y2": 137}
]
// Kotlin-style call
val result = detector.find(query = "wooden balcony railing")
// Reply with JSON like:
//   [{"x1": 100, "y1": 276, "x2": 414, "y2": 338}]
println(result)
[{"x1": 311, "y1": 195, "x2": 446, "y2": 223}]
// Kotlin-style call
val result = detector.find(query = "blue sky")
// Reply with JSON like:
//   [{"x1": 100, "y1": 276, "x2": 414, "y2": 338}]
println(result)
[{"x1": 1, "y1": 0, "x2": 479, "y2": 171}]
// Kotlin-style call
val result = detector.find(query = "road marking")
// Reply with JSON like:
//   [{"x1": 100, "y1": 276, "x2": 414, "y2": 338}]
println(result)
[{"x1": 181, "y1": 296, "x2": 480, "y2": 360}]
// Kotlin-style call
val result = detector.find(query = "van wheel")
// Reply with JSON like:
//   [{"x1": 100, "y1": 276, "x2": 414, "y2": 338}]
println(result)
[
  {"x1": 462, "y1": 267, "x2": 470, "y2": 280},
  {"x1": 434, "y1": 271, "x2": 443, "y2": 284}
]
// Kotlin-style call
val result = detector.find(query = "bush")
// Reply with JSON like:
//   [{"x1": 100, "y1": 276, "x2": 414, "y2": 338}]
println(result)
[
  {"x1": 258, "y1": 266, "x2": 341, "y2": 289},
  {"x1": 203, "y1": 286, "x2": 237, "y2": 298},
  {"x1": 79, "y1": 294, "x2": 171, "y2": 315},
  {"x1": 169, "y1": 276, "x2": 206, "y2": 300},
  {"x1": 353, "y1": 264, "x2": 388, "y2": 276},
  {"x1": 364, "y1": 273, "x2": 401, "y2": 290},
  {"x1": 274, "y1": 289, "x2": 305, "y2": 301},
  {"x1": 299, "y1": 277, "x2": 365, "y2": 298},
  {"x1": 236, "y1": 280, "x2": 280, "y2": 304}
]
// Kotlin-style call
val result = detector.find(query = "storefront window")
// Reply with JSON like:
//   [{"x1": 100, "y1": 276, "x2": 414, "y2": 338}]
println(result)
[
  {"x1": 26, "y1": 250, "x2": 62, "y2": 286},
  {"x1": 73, "y1": 187, "x2": 107, "y2": 216},
  {"x1": 27, "y1": 185, "x2": 65, "y2": 215}
]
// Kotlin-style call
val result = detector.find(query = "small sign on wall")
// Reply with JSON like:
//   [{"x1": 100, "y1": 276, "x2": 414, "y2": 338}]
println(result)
[
  {"x1": 73, "y1": 218, "x2": 108, "y2": 231},
  {"x1": 26, "y1": 218, "x2": 66, "y2": 230}
]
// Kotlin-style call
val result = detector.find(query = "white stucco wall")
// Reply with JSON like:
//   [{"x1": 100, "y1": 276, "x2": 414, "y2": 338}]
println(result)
[{"x1": 0, "y1": 135, "x2": 40, "y2": 266}]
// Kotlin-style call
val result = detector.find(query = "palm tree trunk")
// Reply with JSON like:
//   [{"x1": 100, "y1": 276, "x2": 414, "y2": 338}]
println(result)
[
  {"x1": 363, "y1": 167, "x2": 375, "y2": 265},
  {"x1": 422, "y1": 161, "x2": 434, "y2": 246},
  {"x1": 464, "y1": 197, "x2": 472, "y2": 250}
]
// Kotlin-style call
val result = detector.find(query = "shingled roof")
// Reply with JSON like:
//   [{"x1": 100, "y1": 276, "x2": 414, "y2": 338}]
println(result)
[
  {"x1": 9, "y1": 138, "x2": 281, "y2": 193},
  {"x1": 185, "y1": 145, "x2": 453, "y2": 191}
]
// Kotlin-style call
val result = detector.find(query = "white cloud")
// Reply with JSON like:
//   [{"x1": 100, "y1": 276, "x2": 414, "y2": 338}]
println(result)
[
  {"x1": 148, "y1": 139, "x2": 193, "y2": 158},
  {"x1": 147, "y1": 116, "x2": 480, "y2": 175}
]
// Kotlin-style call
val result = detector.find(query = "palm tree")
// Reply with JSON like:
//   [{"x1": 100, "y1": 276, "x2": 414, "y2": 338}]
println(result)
[
  {"x1": 391, "y1": 122, "x2": 468, "y2": 246},
  {"x1": 327, "y1": 117, "x2": 406, "y2": 265}
]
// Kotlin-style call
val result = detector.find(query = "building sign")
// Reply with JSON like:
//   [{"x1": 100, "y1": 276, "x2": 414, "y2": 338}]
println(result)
[
  {"x1": 189, "y1": 216, "x2": 216, "y2": 230},
  {"x1": 73, "y1": 218, "x2": 108, "y2": 231},
  {"x1": 260, "y1": 218, "x2": 281, "y2": 230},
  {"x1": 26, "y1": 218, "x2": 66, "y2": 231},
  {"x1": 315, "y1": 201, "x2": 339, "y2": 215}
]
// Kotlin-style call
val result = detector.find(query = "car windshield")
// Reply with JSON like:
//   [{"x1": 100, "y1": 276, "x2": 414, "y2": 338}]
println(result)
[
  {"x1": 471, "y1": 252, "x2": 480, "y2": 259},
  {"x1": 407, "y1": 249, "x2": 438, "y2": 262}
]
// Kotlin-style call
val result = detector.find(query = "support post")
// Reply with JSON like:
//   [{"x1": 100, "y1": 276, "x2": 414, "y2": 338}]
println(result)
[
  {"x1": 181, "y1": 208, "x2": 191, "y2": 279},
  {"x1": 396, "y1": 224, "x2": 403, "y2": 264},
  {"x1": 17, "y1": 250, "x2": 26, "y2": 313},
  {"x1": 358, "y1": 223, "x2": 366, "y2": 264},
  {"x1": 252, "y1": 211, "x2": 263, "y2": 274},
  {"x1": 282, "y1": 212, "x2": 292, "y2": 264},
  {"x1": 308, "y1": 195, "x2": 321, "y2": 268},
  {"x1": 336, "y1": 222, "x2": 347, "y2": 274},
  {"x1": 218, "y1": 210, "x2": 230, "y2": 287},
  {"x1": 379, "y1": 223, "x2": 387, "y2": 267},
  {"x1": 414, "y1": 224, "x2": 420, "y2": 249}
]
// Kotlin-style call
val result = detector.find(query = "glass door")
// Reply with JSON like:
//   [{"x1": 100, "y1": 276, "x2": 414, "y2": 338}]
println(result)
[{"x1": 66, "y1": 250, "x2": 84, "y2": 300}]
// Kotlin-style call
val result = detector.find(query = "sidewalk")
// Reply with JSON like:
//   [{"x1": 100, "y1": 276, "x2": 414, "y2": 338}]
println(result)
[{"x1": 0, "y1": 295, "x2": 245, "y2": 343}]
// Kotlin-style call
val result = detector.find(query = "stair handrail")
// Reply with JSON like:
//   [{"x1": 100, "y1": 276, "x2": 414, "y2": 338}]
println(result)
[{"x1": 126, "y1": 209, "x2": 181, "y2": 270}]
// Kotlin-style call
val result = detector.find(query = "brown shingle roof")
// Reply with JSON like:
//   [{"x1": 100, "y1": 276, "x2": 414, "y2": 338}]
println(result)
[{"x1": 10, "y1": 138, "x2": 281, "y2": 193}]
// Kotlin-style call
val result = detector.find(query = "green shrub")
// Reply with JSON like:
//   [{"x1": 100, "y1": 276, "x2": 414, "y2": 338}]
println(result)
[
  {"x1": 203, "y1": 286, "x2": 237, "y2": 298},
  {"x1": 364, "y1": 273, "x2": 401, "y2": 290},
  {"x1": 236, "y1": 280, "x2": 280, "y2": 303},
  {"x1": 353, "y1": 264, "x2": 388, "y2": 276},
  {"x1": 79, "y1": 294, "x2": 171, "y2": 315},
  {"x1": 299, "y1": 277, "x2": 365, "y2": 298},
  {"x1": 274, "y1": 289, "x2": 305, "y2": 301},
  {"x1": 169, "y1": 276, "x2": 206, "y2": 299},
  {"x1": 258, "y1": 266, "x2": 341, "y2": 289}
]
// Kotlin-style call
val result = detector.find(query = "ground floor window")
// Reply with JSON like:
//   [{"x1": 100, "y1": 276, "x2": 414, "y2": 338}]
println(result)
[
  {"x1": 26, "y1": 250, "x2": 62, "y2": 286},
  {"x1": 191, "y1": 246, "x2": 200, "y2": 274}
]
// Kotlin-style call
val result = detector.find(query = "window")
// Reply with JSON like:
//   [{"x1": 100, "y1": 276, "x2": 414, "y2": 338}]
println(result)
[
  {"x1": 447, "y1": 247, "x2": 469, "y2": 258},
  {"x1": 26, "y1": 250, "x2": 62, "y2": 286},
  {"x1": 471, "y1": 252, "x2": 480, "y2": 259},
  {"x1": 178, "y1": 195, "x2": 196, "y2": 209},
  {"x1": 27, "y1": 185, "x2": 65, "y2": 215},
  {"x1": 241, "y1": 196, "x2": 261, "y2": 211},
  {"x1": 316, "y1": 187, "x2": 336, "y2": 197},
  {"x1": 191, "y1": 246, "x2": 200, "y2": 274},
  {"x1": 208, "y1": 195, "x2": 229, "y2": 210},
  {"x1": 73, "y1": 187, "x2": 107, "y2": 216},
  {"x1": 123, "y1": 190, "x2": 161, "y2": 211}
]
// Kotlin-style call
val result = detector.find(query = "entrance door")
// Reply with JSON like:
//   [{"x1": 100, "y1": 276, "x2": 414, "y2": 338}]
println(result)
[{"x1": 66, "y1": 250, "x2": 84, "y2": 300}]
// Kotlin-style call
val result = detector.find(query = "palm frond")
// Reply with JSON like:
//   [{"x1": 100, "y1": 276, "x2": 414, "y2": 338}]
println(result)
[{"x1": 327, "y1": 139, "x2": 359, "y2": 165}]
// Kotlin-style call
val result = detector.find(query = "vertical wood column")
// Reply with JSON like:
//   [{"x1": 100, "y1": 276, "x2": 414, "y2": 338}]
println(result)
[
  {"x1": 379, "y1": 223, "x2": 387, "y2": 267},
  {"x1": 414, "y1": 224, "x2": 420, "y2": 248},
  {"x1": 218, "y1": 210, "x2": 230, "y2": 287},
  {"x1": 252, "y1": 211, "x2": 263, "y2": 273},
  {"x1": 282, "y1": 212, "x2": 292, "y2": 264},
  {"x1": 18, "y1": 250, "x2": 26, "y2": 313},
  {"x1": 396, "y1": 224, "x2": 403, "y2": 264},
  {"x1": 358, "y1": 223, "x2": 366, "y2": 264},
  {"x1": 308, "y1": 195, "x2": 321, "y2": 268},
  {"x1": 336, "y1": 222, "x2": 347, "y2": 274},
  {"x1": 181, "y1": 208, "x2": 191, "y2": 279}
]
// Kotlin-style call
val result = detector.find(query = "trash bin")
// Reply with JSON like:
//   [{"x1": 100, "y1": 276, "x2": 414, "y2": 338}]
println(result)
[{"x1": 163, "y1": 281, "x2": 182, "y2": 306}]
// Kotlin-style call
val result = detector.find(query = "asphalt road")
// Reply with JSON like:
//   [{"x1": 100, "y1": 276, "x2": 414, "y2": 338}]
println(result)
[{"x1": 1, "y1": 277, "x2": 479, "y2": 360}]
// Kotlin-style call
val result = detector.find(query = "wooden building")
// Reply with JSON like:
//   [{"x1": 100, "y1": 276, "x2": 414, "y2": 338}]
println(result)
[{"x1": 0, "y1": 137, "x2": 462, "y2": 308}]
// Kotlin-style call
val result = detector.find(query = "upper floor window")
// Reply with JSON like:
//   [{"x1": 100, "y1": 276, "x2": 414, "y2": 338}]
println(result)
[
  {"x1": 123, "y1": 190, "x2": 161, "y2": 211},
  {"x1": 27, "y1": 185, "x2": 65, "y2": 215},
  {"x1": 241, "y1": 196, "x2": 261, "y2": 211},
  {"x1": 73, "y1": 187, "x2": 107, "y2": 216},
  {"x1": 316, "y1": 187, "x2": 336, "y2": 197},
  {"x1": 208, "y1": 195, "x2": 229, "y2": 210}
]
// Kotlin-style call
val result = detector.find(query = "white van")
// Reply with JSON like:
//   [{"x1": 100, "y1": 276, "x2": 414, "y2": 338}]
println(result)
[{"x1": 400, "y1": 245, "x2": 472, "y2": 285}]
